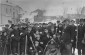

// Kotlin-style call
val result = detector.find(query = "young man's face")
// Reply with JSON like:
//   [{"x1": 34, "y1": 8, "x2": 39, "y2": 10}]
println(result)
[
  {"x1": 35, "y1": 41, "x2": 39, "y2": 46},
  {"x1": 28, "y1": 27, "x2": 32, "y2": 31},
  {"x1": 71, "y1": 21, "x2": 75, "y2": 24},
  {"x1": 64, "y1": 21, "x2": 69, "y2": 25},
  {"x1": 45, "y1": 29, "x2": 48, "y2": 33},
  {"x1": 2, "y1": 27, "x2": 5, "y2": 31},
  {"x1": 51, "y1": 41, "x2": 54, "y2": 44},
  {"x1": 36, "y1": 31, "x2": 39, "y2": 34},
  {"x1": 5, "y1": 26, "x2": 9, "y2": 29},
  {"x1": 51, "y1": 28, "x2": 54, "y2": 31}
]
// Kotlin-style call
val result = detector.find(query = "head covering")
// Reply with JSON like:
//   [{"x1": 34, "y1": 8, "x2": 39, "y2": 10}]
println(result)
[
  {"x1": 63, "y1": 19, "x2": 70, "y2": 23},
  {"x1": 80, "y1": 19, "x2": 84, "y2": 22},
  {"x1": 8, "y1": 20, "x2": 12, "y2": 23},
  {"x1": 57, "y1": 20, "x2": 60, "y2": 23},
  {"x1": 84, "y1": 19, "x2": 85, "y2": 22},
  {"x1": 5, "y1": 24, "x2": 9, "y2": 27}
]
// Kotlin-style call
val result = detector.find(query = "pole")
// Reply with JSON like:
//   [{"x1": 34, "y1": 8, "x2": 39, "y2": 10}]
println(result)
[
  {"x1": 0, "y1": 34, "x2": 3, "y2": 55},
  {"x1": 30, "y1": 36, "x2": 36, "y2": 51},
  {"x1": 3, "y1": 43, "x2": 7, "y2": 55},
  {"x1": 74, "y1": 24, "x2": 78, "y2": 55},
  {"x1": 25, "y1": 35, "x2": 27, "y2": 55},
  {"x1": 1, "y1": 3, "x2": 2, "y2": 24},
  {"x1": 6, "y1": 0, "x2": 8, "y2": 2},
  {"x1": 76, "y1": 24, "x2": 78, "y2": 49},
  {"x1": 10, "y1": 37, "x2": 13, "y2": 55},
  {"x1": 18, "y1": 41, "x2": 20, "y2": 55}
]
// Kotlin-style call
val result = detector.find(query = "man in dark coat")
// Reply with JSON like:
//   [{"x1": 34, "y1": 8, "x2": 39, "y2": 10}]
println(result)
[
  {"x1": 1, "y1": 27, "x2": 8, "y2": 55},
  {"x1": 61, "y1": 19, "x2": 75, "y2": 55},
  {"x1": 70, "y1": 20, "x2": 77, "y2": 55},
  {"x1": 10, "y1": 25, "x2": 20, "y2": 55},
  {"x1": 20, "y1": 27, "x2": 27, "y2": 55},
  {"x1": 77, "y1": 19, "x2": 85, "y2": 55}
]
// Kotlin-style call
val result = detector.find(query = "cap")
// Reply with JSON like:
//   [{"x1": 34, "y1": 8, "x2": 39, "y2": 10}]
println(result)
[
  {"x1": 80, "y1": 19, "x2": 84, "y2": 22},
  {"x1": 63, "y1": 19, "x2": 70, "y2": 23},
  {"x1": 5, "y1": 24, "x2": 9, "y2": 27}
]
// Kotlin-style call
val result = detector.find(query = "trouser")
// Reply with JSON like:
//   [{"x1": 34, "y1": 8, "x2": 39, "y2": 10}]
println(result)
[
  {"x1": 11, "y1": 40, "x2": 18, "y2": 54},
  {"x1": 62, "y1": 43, "x2": 72, "y2": 55},
  {"x1": 82, "y1": 44, "x2": 85, "y2": 55},
  {"x1": 72, "y1": 42, "x2": 76, "y2": 55},
  {"x1": 20, "y1": 42, "x2": 25, "y2": 55},
  {"x1": 77, "y1": 42, "x2": 83, "y2": 55},
  {"x1": 6, "y1": 44, "x2": 10, "y2": 55},
  {"x1": 77, "y1": 48, "x2": 85, "y2": 55}
]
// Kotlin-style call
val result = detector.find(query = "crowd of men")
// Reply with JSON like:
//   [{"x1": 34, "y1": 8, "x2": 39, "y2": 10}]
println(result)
[{"x1": 0, "y1": 19, "x2": 85, "y2": 55}]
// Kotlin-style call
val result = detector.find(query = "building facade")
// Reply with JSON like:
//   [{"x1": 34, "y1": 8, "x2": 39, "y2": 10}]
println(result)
[
  {"x1": 0, "y1": 2, "x2": 24, "y2": 25},
  {"x1": 81, "y1": 7, "x2": 85, "y2": 15}
]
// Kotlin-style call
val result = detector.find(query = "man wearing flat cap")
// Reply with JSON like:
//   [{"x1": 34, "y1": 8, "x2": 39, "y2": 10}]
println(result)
[
  {"x1": 10, "y1": 25, "x2": 20, "y2": 55},
  {"x1": 77, "y1": 19, "x2": 85, "y2": 55}
]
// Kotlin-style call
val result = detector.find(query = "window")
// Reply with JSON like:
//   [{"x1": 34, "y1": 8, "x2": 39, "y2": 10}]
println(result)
[
  {"x1": 10, "y1": 8, "x2": 12, "y2": 13},
  {"x1": 13, "y1": 12, "x2": 15, "y2": 18},
  {"x1": 6, "y1": 8, "x2": 8, "y2": 14}
]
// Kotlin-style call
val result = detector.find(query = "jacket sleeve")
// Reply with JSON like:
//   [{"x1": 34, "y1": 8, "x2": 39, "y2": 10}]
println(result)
[{"x1": 70, "y1": 25, "x2": 76, "y2": 41}]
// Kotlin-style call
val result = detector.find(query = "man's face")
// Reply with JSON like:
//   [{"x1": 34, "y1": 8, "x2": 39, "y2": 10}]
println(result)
[
  {"x1": 35, "y1": 41, "x2": 39, "y2": 46},
  {"x1": 71, "y1": 21, "x2": 75, "y2": 25},
  {"x1": 51, "y1": 28, "x2": 54, "y2": 31},
  {"x1": 5, "y1": 26, "x2": 9, "y2": 29},
  {"x1": 36, "y1": 31, "x2": 39, "y2": 34},
  {"x1": 28, "y1": 27, "x2": 32, "y2": 31},
  {"x1": 2, "y1": 27, "x2": 5, "y2": 31},
  {"x1": 51, "y1": 41, "x2": 54, "y2": 44},
  {"x1": 64, "y1": 21, "x2": 69, "y2": 25},
  {"x1": 45, "y1": 29, "x2": 48, "y2": 33}
]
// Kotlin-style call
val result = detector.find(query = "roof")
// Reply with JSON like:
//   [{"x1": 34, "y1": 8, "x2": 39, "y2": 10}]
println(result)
[
  {"x1": 67, "y1": 14, "x2": 85, "y2": 19},
  {"x1": 1, "y1": 2, "x2": 17, "y2": 7}
]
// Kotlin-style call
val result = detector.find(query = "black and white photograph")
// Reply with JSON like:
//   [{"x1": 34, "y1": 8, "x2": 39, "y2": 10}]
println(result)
[{"x1": 0, "y1": 0, "x2": 85, "y2": 55}]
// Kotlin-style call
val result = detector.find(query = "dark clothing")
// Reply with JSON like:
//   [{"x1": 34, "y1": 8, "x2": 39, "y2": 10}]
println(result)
[
  {"x1": 20, "y1": 29, "x2": 27, "y2": 55},
  {"x1": 41, "y1": 32, "x2": 51, "y2": 47},
  {"x1": 62, "y1": 25, "x2": 75, "y2": 44},
  {"x1": 77, "y1": 24, "x2": 85, "y2": 55},
  {"x1": 62, "y1": 25, "x2": 76, "y2": 55},
  {"x1": 57, "y1": 24, "x2": 64, "y2": 36},
  {"x1": 70, "y1": 25, "x2": 76, "y2": 48},
  {"x1": 10, "y1": 29, "x2": 20, "y2": 54}
]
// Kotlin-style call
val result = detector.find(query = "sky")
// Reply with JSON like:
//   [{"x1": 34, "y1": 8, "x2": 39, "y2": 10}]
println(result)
[{"x1": 1, "y1": 0, "x2": 85, "y2": 16}]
